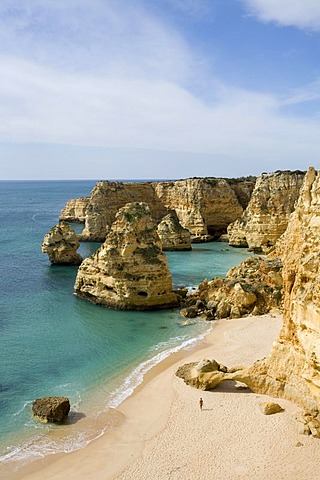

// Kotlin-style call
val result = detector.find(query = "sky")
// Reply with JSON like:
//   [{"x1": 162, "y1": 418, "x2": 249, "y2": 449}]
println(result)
[{"x1": 1, "y1": 0, "x2": 320, "y2": 180}]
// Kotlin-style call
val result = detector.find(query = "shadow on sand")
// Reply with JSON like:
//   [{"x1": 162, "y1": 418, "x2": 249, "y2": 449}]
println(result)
[{"x1": 209, "y1": 379, "x2": 253, "y2": 394}]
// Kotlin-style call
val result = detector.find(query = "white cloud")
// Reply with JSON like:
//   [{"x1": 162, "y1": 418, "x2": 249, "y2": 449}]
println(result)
[
  {"x1": 242, "y1": 0, "x2": 320, "y2": 31},
  {"x1": 0, "y1": 0, "x2": 320, "y2": 179},
  {"x1": 0, "y1": 55, "x2": 320, "y2": 170},
  {"x1": 0, "y1": 0, "x2": 197, "y2": 83}
]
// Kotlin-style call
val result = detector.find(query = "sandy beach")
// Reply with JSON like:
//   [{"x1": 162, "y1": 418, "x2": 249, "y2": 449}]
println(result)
[{"x1": 5, "y1": 314, "x2": 320, "y2": 480}]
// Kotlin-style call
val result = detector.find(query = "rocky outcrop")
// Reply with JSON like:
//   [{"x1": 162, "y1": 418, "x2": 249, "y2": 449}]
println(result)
[
  {"x1": 74, "y1": 202, "x2": 177, "y2": 310},
  {"x1": 228, "y1": 170, "x2": 305, "y2": 251},
  {"x1": 32, "y1": 397, "x2": 70, "y2": 424},
  {"x1": 79, "y1": 182, "x2": 168, "y2": 241},
  {"x1": 180, "y1": 256, "x2": 283, "y2": 320},
  {"x1": 157, "y1": 212, "x2": 191, "y2": 251},
  {"x1": 177, "y1": 167, "x2": 320, "y2": 437},
  {"x1": 41, "y1": 223, "x2": 83, "y2": 265},
  {"x1": 62, "y1": 177, "x2": 252, "y2": 242},
  {"x1": 59, "y1": 197, "x2": 89, "y2": 222}
]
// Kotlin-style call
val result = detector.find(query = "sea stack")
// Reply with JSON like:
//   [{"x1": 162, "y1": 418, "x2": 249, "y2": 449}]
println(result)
[
  {"x1": 157, "y1": 212, "x2": 192, "y2": 251},
  {"x1": 41, "y1": 222, "x2": 83, "y2": 265},
  {"x1": 74, "y1": 202, "x2": 178, "y2": 310}
]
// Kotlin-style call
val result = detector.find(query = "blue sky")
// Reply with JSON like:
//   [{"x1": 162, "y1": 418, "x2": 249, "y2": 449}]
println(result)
[{"x1": 1, "y1": 0, "x2": 320, "y2": 180}]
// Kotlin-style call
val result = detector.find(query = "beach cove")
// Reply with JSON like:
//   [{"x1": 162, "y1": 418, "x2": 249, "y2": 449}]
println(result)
[
  {"x1": 6, "y1": 314, "x2": 320, "y2": 480},
  {"x1": 0, "y1": 180, "x2": 252, "y2": 476}
]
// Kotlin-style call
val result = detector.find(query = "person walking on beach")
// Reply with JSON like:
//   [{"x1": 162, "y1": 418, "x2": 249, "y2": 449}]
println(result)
[{"x1": 199, "y1": 397, "x2": 203, "y2": 411}]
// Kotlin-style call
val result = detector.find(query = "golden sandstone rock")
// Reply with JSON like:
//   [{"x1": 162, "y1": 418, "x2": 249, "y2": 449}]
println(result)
[
  {"x1": 157, "y1": 212, "x2": 192, "y2": 251},
  {"x1": 59, "y1": 197, "x2": 90, "y2": 223},
  {"x1": 228, "y1": 170, "x2": 305, "y2": 252},
  {"x1": 74, "y1": 202, "x2": 177, "y2": 310},
  {"x1": 60, "y1": 177, "x2": 252, "y2": 242},
  {"x1": 41, "y1": 222, "x2": 82, "y2": 265},
  {"x1": 177, "y1": 167, "x2": 320, "y2": 436}
]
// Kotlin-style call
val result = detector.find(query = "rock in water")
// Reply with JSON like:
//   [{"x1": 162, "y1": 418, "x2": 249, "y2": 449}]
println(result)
[
  {"x1": 41, "y1": 222, "x2": 83, "y2": 265},
  {"x1": 157, "y1": 212, "x2": 192, "y2": 251},
  {"x1": 32, "y1": 397, "x2": 70, "y2": 423},
  {"x1": 74, "y1": 202, "x2": 178, "y2": 310}
]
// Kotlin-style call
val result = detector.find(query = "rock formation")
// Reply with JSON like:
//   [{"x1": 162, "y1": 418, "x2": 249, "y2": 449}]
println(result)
[
  {"x1": 60, "y1": 177, "x2": 255, "y2": 242},
  {"x1": 74, "y1": 202, "x2": 178, "y2": 310},
  {"x1": 41, "y1": 222, "x2": 83, "y2": 265},
  {"x1": 228, "y1": 170, "x2": 305, "y2": 251},
  {"x1": 155, "y1": 178, "x2": 243, "y2": 239},
  {"x1": 157, "y1": 212, "x2": 192, "y2": 251},
  {"x1": 32, "y1": 396, "x2": 70, "y2": 424},
  {"x1": 180, "y1": 256, "x2": 283, "y2": 320},
  {"x1": 59, "y1": 197, "x2": 90, "y2": 222},
  {"x1": 79, "y1": 182, "x2": 168, "y2": 241},
  {"x1": 225, "y1": 176, "x2": 257, "y2": 209},
  {"x1": 177, "y1": 167, "x2": 320, "y2": 437}
]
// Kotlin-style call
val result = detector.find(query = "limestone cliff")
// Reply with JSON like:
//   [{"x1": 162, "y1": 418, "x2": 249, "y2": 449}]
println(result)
[
  {"x1": 59, "y1": 197, "x2": 89, "y2": 223},
  {"x1": 228, "y1": 170, "x2": 305, "y2": 251},
  {"x1": 155, "y1": 178, "x2": 243, "y2": 239},
  {"x1": 225, "y1": 177, "x2": 256, "y2": 209},
  {"x1": 41, "y1": 222, "x2": 83, "y2": 265},
  {"x1": 79, "y1": 182, "x2": 167, "y2": 241},
  {"x1": 157, "y1": 212, "x2": 192, "y2": 251},
  {"x1": 177, "y1": 167, "x2": 320, "y2": 436},
  {"x1": 61, "y1": 177, "x2": 249, "y2": 242},
  {"x1": 74, "y1": 202, "x2": 177, "y2": 310}
]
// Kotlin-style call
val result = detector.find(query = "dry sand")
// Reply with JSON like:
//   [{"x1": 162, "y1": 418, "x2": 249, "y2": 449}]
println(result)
[{"x1": 5, "y1": 314, "x2": 320, "y2": 480}]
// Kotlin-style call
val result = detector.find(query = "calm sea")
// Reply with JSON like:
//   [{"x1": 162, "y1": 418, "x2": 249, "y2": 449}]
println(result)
[{"x1": 0, "y1": 180, "x2": 250, "y2": 467}]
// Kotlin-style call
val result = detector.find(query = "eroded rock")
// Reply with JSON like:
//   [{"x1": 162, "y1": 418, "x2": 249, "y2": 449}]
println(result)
[
  {"x1": 157, "y1": 212, "x2": 191, "y2": 251},
  {"x1": 180, "y1": 256, "x2": 283, "y2": 320},
  {"x1": 59, "y1": 197, "x2": 89, "y2": 223},
  {"x1": 41, "y1": 223, "x2": 83, "y2": 265},
  {"x1": 74, "y1": 202, "x2": 177, "y2": 310},
  {"x1": 61, "y1": 177, "x2": 253, "y2": 242},
  {"x1": 32, "y1": 396, "x2": 70, "y2": 424}
]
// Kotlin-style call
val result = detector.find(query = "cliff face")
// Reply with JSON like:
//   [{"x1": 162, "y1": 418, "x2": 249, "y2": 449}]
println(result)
[
  {"x1": 61, "y1": 178, "x2": 247, "y2": 242},
  {"x1": 157, "y1": 212, "x2": 192, "y2": 251},
  {"x1": 59, "y1": 197, "x2": 90, "y2": 222},
  {"x1": 228, "y1": 171, "x2": 305, "y2": 251},
  {"x1": 247, "y1": 167, "x2": 320, "y2": 431},
  {"x1": 177, "y1": 167, "x2": 320, "y2": 436},
  {"x1": 155, "y1": 178, "x2": 243, "y2": 238},
  {"x1": 74, "y1": 202, "x2": 177, "y2": 310},
  {"x1": 80, "y1": 182, "x2": 167, "y2": 241},
  {"x1": 225, "y1": 177, "x2": 256, "y2": 209},
  {"x1": 41, "y1": 223, "x2": 82, "y2": 265}
]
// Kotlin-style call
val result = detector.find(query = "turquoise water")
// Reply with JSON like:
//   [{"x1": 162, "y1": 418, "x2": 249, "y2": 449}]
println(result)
[{"x1": 0, "y1": 180, "x2": 250, "y2": 466}]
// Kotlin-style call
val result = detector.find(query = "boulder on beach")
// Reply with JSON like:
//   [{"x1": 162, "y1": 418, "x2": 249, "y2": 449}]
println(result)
[{"x1": 32, "y1": 396, "x2": 70, "y2": 424}]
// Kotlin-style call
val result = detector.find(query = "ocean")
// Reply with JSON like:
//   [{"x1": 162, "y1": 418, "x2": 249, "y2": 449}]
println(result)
[{"x1": 0, "y1": 180, "x2": 251, "y2": 468}]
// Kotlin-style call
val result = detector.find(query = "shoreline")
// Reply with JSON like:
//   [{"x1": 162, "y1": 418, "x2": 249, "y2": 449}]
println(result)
[
  {"x1": 1, "y1": 322, "x2": 214, "y2": 480},
  {"x1": 4, "y1": 314, "x2": 320, "y2": 479}
]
